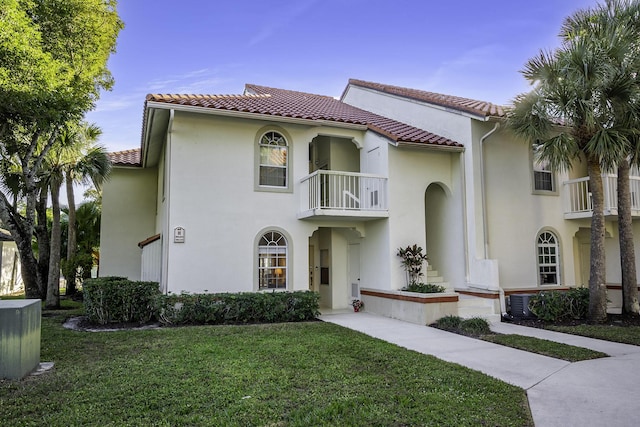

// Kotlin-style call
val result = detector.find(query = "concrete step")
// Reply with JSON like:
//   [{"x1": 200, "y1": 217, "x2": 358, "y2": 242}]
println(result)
[
  {"x1": 458, "y1": 304, "x2": 495, "y2": 316},
  {"x1": 459, "y1": 312, "x2": 502, "y2": 324}
]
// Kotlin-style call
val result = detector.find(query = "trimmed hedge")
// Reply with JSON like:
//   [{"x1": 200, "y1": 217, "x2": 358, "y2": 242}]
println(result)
[
  {"x1": 83, "y1": 278, "x2": 320, "y2": 326},
  {"x1": 83, "y1": 277, "x2": 162, "y2": 325},
  {"x1": 160, "y1": 291, "x2": 320, "y2": 325},
  {"x1": 402, "y1": 282, "x2": 446, "y2": 294},
  {"x1": 528, "y1": 288, "x2": 589, "y2": 322}
]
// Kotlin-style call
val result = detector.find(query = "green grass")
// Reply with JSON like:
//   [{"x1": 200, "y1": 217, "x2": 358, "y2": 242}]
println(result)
[
  {"x1": 483, "y1": 334, "x2": 608, "y2": 362},
  {"x1": 0, "y1": 304, "x2": 533, "y2": 426},
  {"x1": 546, "y1": 324, "x2": 640, "y2": 346}
]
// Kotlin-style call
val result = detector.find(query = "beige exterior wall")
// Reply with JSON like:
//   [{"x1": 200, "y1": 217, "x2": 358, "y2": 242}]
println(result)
[
  {"x1": 0, "y1": 241, "x2": 22, "y2": 295},
  {"x1": 483, "y1": 128, "x2": 579, "y2": 288},
  {"x1": 387, "y1": 146, "x2": 463, "y2": 290},
  {"x1": 343, "y1": 85, "x2": 493, "y2": 289},
  {"x1": 161, "y1": 111, "x2": 369, "y2": 308},
  {"x1": 100, "y1": 167, "x2": 158, "y2": 280}
]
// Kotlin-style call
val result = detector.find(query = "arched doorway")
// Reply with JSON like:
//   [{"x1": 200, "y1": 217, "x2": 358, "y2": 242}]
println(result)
[{"x1": 425, "y1": 182, "x2": 464, "y2": 287}]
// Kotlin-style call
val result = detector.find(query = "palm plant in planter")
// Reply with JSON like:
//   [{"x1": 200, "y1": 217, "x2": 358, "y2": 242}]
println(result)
[
  {"x1": 397, "y1": 244, "x2": 428, "y2": 286},
  {"x1": 397, "y1": 244, "x2": 444, "y2": 293}
]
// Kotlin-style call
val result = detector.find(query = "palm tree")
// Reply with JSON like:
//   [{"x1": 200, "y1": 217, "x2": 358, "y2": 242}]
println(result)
[
  {"x1": 42, "y1": 121, "x2": 110, "y2": 307},
  {"x1": 60, "y1": 123, "x2": 110, "y2": 294},
  {"x1": 561, "y1": 0, "x2": 640, "y2": 316},
  {"x1": 508, "y1": 20, "x2": 630, "y2": 322}
]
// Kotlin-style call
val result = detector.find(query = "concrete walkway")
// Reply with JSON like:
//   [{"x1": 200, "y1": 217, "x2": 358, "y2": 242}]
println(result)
[{"x1": 320, "y1": 312, "x2": 640, "y2": 427}]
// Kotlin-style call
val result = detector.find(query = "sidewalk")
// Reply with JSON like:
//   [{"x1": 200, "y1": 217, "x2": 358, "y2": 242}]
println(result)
[{"x1": 320, "y1": 311, "x2": 640, "y2": 427}]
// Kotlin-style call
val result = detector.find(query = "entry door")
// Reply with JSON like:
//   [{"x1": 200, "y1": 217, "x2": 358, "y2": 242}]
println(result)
[
  {"x1": 366, "y1": 147, "x2": 383, "y2": 209},
  {"x1": 308, "y1": 245, "x2": 315, "y2": 291},
  {"x1": 348, "y1": 243, "x2": 361, "y2": 299},
  {"x1": 580, "y1": 242, "x2": 590, "y2": 286}
]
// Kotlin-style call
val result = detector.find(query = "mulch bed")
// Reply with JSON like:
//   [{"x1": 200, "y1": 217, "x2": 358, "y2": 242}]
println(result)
[
  {"x1": 506, "y1": 312, "x2": 640, "y2": 328},
  {"x1": 64, "y1": 316, "x2": 161, "y2": 332}
]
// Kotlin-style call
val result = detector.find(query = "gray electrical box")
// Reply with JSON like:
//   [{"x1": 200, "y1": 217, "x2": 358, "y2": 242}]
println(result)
[
  {"x1": 0, "y1": 299, "x2": 41, "y2": 379},
  {"x1": 510, "y1": 294, "x2": 534, "y2": 319}
]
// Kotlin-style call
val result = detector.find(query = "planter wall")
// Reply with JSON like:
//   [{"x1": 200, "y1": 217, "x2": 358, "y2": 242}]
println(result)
[
  {"x1": 360, "y1": 288, "x2": 458, "y2": 325},
  {"x1": 0, "y1": 299, "x2": 41, "y2": 380}
]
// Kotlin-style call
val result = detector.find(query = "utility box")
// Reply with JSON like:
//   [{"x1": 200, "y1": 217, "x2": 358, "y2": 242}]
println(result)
[
  {"x1": 509, "y1": 294, "x2": 534, "y2": 319},
  {"x1": 0, "y1": 299, "x2": 41, "y2": 380}
]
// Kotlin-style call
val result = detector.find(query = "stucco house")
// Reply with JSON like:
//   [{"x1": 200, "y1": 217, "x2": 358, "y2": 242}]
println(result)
[
  {"x1": 100, "y1": 79, "x2": 640, "y2": 320},
  {"x1": 0, "y1": 229, "x2": 23, "y2": 296}
]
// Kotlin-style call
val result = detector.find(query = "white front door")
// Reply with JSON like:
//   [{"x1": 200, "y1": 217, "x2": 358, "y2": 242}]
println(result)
[{"x1": 348, "y1": 243, "x2": 361, "y2": 300}]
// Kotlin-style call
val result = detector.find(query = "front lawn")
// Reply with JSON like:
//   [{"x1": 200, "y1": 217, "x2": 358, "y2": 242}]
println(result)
[{"x1": 0, "y1": 306, "x2": 533, "y2": 426}]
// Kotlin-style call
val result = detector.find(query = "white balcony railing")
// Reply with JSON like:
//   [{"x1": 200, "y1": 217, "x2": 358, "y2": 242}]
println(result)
[
  {"x1": 563, "y1": 174, "x2": 640, "y2": 217},
  {"x1": 299, "y1": 170, "x2": 388, "y2": 218}
]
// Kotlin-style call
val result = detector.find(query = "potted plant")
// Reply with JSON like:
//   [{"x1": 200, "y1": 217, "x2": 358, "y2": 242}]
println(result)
[
  {"x1": 397, "y1": 244, "x2": 429, "y2": 287},
  {"x1": 351, "y1": 299, "x2": 364, "y2": 312}
]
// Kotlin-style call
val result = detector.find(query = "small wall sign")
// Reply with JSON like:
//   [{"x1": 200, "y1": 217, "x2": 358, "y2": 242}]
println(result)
[{"x1": 174, "y1": 227, "x2": 185, "y2": 243}]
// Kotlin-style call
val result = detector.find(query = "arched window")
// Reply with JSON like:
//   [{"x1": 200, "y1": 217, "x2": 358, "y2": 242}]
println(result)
[
  {"x1": 259, "y1": 131, "x2": 288, "y2": 187},
  {"x1": 537, "y1": 231, "x2": 560, "y2": 285},
  {"x1": 258, "y1": 231, "x2": 287, "y2": 289}
]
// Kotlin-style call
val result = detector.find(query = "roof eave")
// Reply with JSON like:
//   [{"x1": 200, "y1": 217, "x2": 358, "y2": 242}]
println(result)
[
  {"x1": 144, "y1": 101, "x2": 369, "y2": 131},
  {"x1": 346, "y1": 82, "x2": 505, "y2": 121},
  {"x1": 396, "y1": 141, "x2": 465, "y2": 152}
]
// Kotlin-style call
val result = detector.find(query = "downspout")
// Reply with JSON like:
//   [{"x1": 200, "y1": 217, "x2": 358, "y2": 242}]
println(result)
[
  {"x1": 460, "y1": 151, "x2": 470, "y2": 282},
  {"x1": 161, "y1": 109, "x2": 175, "y2": 294},
  {"x1": 479, "y1": 122, "x2": 500, "y2": 259}
]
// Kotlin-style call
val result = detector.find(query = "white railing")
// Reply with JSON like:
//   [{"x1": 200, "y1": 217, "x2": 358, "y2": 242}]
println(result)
[
  {"x1": 564, "y1": 174, "x2": 640, "y2": 216},
  {"x1": 300, "y1": 170, "x2": 388, "y2": 213}
]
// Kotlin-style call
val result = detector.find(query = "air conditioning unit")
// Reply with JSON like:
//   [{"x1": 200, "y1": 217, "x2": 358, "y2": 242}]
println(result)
[{"x1": 509, "y1": 294, "x2": 534, "y2": 319}]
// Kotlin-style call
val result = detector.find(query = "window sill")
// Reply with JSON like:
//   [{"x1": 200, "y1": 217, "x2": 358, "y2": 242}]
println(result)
[
  {"x1": 255, "y1": 185, "x2": 292, "y2": 194},
  {"x1": 531, "y1": 190, "x2": 559, "y2": 196}
]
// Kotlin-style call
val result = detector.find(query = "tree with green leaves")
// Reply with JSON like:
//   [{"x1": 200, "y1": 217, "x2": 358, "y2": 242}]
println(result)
[
  {"x1": 507, "y1": 2, "x2": 639, "y2": 322},
  {"x1": 560, "y1": 0, "x2": 640, "y2": 316},
  {"x1": 0, "y1": 0, "x2": 122, "y2": 298}
]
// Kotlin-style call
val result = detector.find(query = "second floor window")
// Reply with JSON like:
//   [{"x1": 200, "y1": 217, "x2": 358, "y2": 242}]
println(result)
[
  {"x1": 533, "y1": 157, "x2": 554, "y2": 192},
  {"x1": 259, "y1": 131, "x2": 288, "y2": 187}
]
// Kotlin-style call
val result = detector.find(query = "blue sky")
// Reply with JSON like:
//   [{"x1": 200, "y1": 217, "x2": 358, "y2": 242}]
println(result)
[{"x1": 86, "y1": 0, "x2": 598, "y2": 153}]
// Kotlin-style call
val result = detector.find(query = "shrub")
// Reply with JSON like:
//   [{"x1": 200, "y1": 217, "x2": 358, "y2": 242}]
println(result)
[
  {"x1": 83, "y1": 278, "x2": 162, "y2": 325},
  {"x1": 434, "y1": 315, "x2": 462, "y2": 331},
  {"x1": 402, "y1": 282, "x2": 446, "y2": 294},
  {"x1": 528, "y1": 288, "x2": 589, "y2": 322},
  {"x1": 160, "y1": 291, "x2": 320, "y2": 325},
  {"x1": 459, "y1": 317, "x2": 491, "y2": 336}
]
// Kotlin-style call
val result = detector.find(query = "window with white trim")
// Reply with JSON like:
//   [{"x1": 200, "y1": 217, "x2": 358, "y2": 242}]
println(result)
[
  {"x1": 537, "y1": 231, "x2": 560, "y2": 285},
  {"x1": 259, "y1": 131, "x2": 288, "y2": 187},
  {"x1": 532, "y1": 146, "x2": 555, "y2": 192},
  {"x1": 258, "y1": 231, "x2": 287, "y2": 290}
]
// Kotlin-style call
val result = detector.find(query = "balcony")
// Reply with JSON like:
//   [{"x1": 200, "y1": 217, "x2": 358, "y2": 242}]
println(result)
[
  {"x1": 299, "y1": 170, "x2": 389, "y2": 220},
  {"x1": 564, "y1": 174, "x2": 640, "y2": 219}
]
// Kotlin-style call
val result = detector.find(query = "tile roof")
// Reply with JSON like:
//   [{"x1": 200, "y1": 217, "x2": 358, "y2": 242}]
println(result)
[
  {"x1": 347, "y1": 79, "x2": 505, "y2": 118},
  {"x1": 144, "y1": 84, "x2": 462, "y2": 148},
  {"x1": 108, "y1": 149, "x2": 141, "y2": 166}
]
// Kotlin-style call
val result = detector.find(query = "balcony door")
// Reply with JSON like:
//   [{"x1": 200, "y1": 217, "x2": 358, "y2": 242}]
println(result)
[{"x1": 366, "y1": 147, "x2": 383, "y2": 209}]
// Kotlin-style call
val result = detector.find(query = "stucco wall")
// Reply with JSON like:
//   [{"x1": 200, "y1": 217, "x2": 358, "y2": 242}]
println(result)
[
  {"x1": 100, "y1": 167, "x2": 158, "y2": 280},
  {"x1": 0, "y1": 241, "x2": 22, "y2": 295},
  {"x1": 387, "y1": 146, "x2": 461, "y2": 291},
  {"x1": 163, "y1": 111, "x2": 368, "y2": 297},
  {"x1": 483, "y1": 128, "x2": 580, "y2": 288}
]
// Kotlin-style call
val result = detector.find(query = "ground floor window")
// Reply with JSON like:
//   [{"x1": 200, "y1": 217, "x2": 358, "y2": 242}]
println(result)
[
  {"x1": 258, "y1": 231, "x2": 287, "y2": 289},
  {"x1": 537, "y1": 231, "x2": 560, "y2": 285}
]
